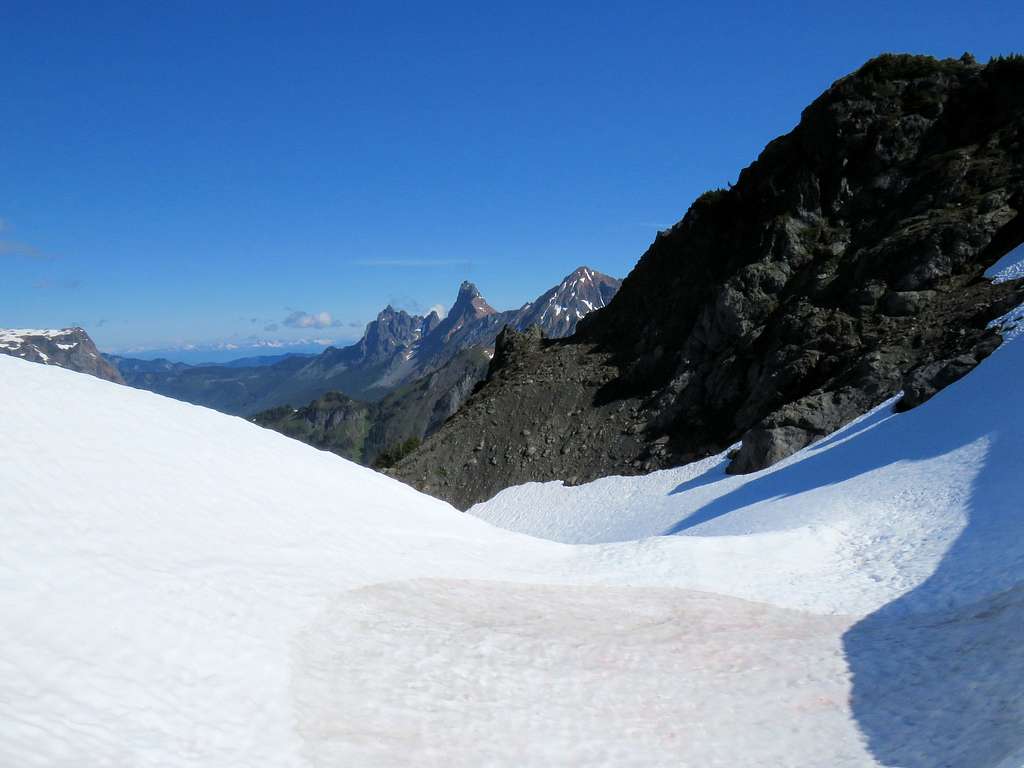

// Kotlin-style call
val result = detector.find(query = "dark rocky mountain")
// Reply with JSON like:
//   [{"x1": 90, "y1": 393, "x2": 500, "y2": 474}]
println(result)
[
  {"x1": 394, "y1": 54, "x2": 1024, "y2": 509},
  {"x1": 0, "y1": 328, "x2": 124, "y2": 384},
  {"x1": 114, "y1": 267, "x2": 619, "y2": 416}
]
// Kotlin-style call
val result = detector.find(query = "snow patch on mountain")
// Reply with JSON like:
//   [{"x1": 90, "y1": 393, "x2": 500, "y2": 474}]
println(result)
[
  {"x1": 0, "y1": 327, "x2": 80, "y2": 349},
  {"x1": 986, "y1": 242, "x2": 1024, "y2": 284}
]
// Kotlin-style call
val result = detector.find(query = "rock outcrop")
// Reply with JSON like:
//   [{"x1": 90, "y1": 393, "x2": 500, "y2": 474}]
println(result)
[
  {"x1": 394, "y1": 54, "x2": 1024, "y2": 509},
  {"x1": 0, "y1": 327, "x2": 124, "y2": 384}
]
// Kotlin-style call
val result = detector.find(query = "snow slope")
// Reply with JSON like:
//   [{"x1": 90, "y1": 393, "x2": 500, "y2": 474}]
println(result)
[
  {"x1": 2, "y1": 334, "x2": 1023, "y2": 766},
  {"x1": 471, "y1": 331, "x2": 1021, "y2": 559},
  {"x1": 987, "y1": 242, "x2": 1024, "y2": 283},
  {"x1": 473, "y1": 334, "x2": 1024, "y2": 606}
]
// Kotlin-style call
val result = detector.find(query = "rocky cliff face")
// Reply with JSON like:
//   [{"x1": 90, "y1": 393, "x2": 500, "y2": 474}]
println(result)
[
  {"x1": 355, "y1": 306, "x2": 441, "y2": 366},
  {"x1": 0, "y1": 328, "x2": 124, "y2": 384},
  {"x1": 295, "y1": 306, "x2": 439, "y2": 386},
  {"x1": 394, "y1": 54, "x2": 1024, "y2": 509}
]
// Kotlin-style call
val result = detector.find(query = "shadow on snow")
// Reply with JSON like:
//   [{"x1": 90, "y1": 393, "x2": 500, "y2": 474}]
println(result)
[{"x1": 662, "y1": 342, "x2": 1024, "y2": 766}]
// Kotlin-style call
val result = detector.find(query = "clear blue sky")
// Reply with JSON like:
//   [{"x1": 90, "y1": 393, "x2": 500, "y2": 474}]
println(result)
[{"x1": 2, "y1": 0, "x2": 1021, "y2": 356}]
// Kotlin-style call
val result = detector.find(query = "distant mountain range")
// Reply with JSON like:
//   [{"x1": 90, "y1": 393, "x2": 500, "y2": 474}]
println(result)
[
  {"x1": 0, "y1": 328, "x2": 124, "y2": 384},
  {"x1": 1, "y1": 267, "x2": 618, "y2": 466},
  {"x1": 110, "y1": 266, "x2": 620, "y2": 417},
  {"x1": 250, "y1": 267, "x2": 620, "y2": 465}
]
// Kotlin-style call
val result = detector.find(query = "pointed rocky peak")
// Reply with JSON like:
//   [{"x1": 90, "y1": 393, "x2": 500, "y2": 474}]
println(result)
[
  {"x1": 421, "y1": 310, "x2": 443, "y2": 336},
  {"x1": 566, "y1": 266, "x2": 595, "y2": 282},
  {"x1": 510, "y1": 267, "x2": 622, "y2": 339},
  {"x1": 412, "y1": 281, "x2": 502, "y2": 357},
  {"x1": 450, "y1": 281, "x2": 497, "y2": 321},
  {"x1": 376, "y1": 304, "x2": 419, "y2": 324},
  {"x1": 558, "y1": 266, "x2": 620, "y2": 294},
  {"x1": 357, "y1": 305, "x2": 428, "y2": 364}
]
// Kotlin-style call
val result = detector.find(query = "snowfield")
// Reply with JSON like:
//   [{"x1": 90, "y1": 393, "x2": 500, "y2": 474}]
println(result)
[
  {"x1": 987, "y1": 241, "x2": 1024, "y2": 284},
  {"x1": 1, "y1": 323, "x2": 1023, "y2": 766}
]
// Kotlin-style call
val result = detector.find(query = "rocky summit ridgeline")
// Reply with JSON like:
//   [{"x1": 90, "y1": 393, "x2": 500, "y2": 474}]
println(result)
[
  {"x1": 0, "y1": 327, "x2": 124, "y2": 384},
  {"x1": 113, "y1": 266, "x2": 620, "y2": 419},
  {"x1": 394, "y1": 54, "x2": 1024, "y2": 509},
  {"x1": 248, "y1": 268, "x2": 621, "y2": 465}
]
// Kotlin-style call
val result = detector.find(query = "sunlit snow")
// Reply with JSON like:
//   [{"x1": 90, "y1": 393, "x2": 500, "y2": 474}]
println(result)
[{"x1": 1, "y1": 330, "x2": 1023, "y2": 766}]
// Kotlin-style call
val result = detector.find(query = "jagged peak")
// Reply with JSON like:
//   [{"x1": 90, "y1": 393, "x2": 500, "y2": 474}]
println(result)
[
  {"x1": 374, "y1": 305, "x2": 420, "y2": 325},
  {"x1": 559, "y1": 266, "x2": 618, "y2": 287},
  {"x1": 450, "y1": 280, "x2": 496, "y2": 318}
]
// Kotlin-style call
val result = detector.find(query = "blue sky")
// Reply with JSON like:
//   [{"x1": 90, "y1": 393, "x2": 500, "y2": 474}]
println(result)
[{"x1": 2, "y1": 1, "x2": 1022, "y2": 357}]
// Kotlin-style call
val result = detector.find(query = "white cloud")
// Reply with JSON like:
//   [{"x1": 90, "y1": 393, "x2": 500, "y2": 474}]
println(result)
[
  {"x1": 282, "y1": 310, "x2": 342, "y2": 329},
  {"x1": 428, "y1": 303, "x2": 447, "y2": 318}
]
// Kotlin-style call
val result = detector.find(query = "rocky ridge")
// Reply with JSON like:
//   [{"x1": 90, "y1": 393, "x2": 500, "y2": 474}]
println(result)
[
  {"x1": 251, "y1": 269, "x2": 621, "y2": 463},
  {"x1": 0, "y1": 328, "x2": 124, "y2": 384},
  {"x1": 506, "y1": 267, "x2": 620, "y2": 338},
  {"x1": 394, "y1": 54, "x2": 1024, "y2": 509},
  {"x1": 114, "y1": 266, "x2": 619, "y2": 416}
]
